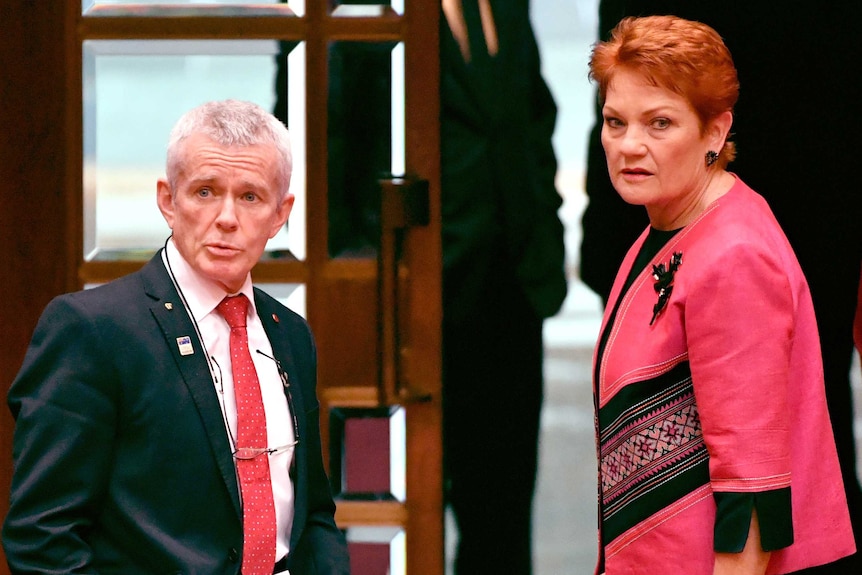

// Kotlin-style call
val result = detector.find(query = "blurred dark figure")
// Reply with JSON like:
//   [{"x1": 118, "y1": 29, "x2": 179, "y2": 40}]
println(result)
[
  {"x1": 440, "y1": 0, "x2": 567, "y2": 573},
  {"x1": 581, "y1": 2, "x2": 862, "y2": 573}
]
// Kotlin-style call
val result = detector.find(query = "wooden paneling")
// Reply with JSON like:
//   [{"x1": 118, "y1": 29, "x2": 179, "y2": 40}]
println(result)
[{"x1": 0, "y1": 2, "x2": 72, "y2": 573}]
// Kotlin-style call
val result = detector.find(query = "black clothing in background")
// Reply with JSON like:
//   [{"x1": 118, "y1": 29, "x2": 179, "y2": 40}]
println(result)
[{"x1": 441, "y1": 0, "x2": 567, "y2": 573}]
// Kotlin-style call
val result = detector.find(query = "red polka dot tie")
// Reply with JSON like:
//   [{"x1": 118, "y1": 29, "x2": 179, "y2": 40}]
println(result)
[{"x1": 217, "y1": 295, "x2": 276, "y2": 575}]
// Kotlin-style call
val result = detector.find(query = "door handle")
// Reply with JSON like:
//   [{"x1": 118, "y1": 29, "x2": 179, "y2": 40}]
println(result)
[{"x1": 378, "y1": 175, "x2": 432, "y2": 405}]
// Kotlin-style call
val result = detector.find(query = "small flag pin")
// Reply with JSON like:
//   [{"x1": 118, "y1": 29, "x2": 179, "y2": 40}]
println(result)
[{"x1": 176, "y1": 336, "x2": 194, "y2": 356}]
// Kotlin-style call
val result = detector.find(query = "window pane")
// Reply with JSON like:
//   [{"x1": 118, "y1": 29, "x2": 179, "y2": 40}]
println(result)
[
  {"x1": 345, "y1": 527, "x2": 406, "y2": 575},
  {"x1": 329, "y1": 406, "x2": 406, "y2": 501},
  {"x1": 262, "y1": 283, "x2": 306, "y2": 319},
  {"x1": 83, "y1": 39, "x2": 306, "y2": 261},
  {"x1": 82, "y1": 0, "x2": 304, "y2": 18},
  {"x1": 326, "y1": 41, "x2": 404, "y2": 259},
  {"x1": 331, "y1": 1, "x2": 402, "y2": 17}
]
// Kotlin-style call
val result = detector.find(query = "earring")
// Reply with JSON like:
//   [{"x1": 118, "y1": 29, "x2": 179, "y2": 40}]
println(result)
[{"x1": 705, "y1": 150, "x2": 719, "y2": 167}]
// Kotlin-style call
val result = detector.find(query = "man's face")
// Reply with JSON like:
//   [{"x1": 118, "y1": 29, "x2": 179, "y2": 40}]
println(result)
[{"x1": 157, "y1": 133, "x2": 293, "y2": 293}]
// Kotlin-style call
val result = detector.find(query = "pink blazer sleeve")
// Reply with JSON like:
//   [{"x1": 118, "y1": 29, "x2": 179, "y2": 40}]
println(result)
[{"x1": 684, "y1": 240, "x2": 795, "y2": 492}]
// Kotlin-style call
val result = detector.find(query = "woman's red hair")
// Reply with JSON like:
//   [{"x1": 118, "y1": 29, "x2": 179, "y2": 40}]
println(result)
[{"x1": 589, "y1": 15, "x2": 739, "y2": 167}]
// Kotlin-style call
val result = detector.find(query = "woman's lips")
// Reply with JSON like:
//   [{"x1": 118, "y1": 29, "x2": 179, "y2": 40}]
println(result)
[{"x1": 620, "y1": 168, "x2": 653, "y2": 181}]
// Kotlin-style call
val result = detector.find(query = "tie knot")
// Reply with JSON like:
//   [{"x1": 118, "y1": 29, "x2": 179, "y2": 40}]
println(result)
[{"x1": 217, "y1": 294, "x2": 249, "y2": 329}]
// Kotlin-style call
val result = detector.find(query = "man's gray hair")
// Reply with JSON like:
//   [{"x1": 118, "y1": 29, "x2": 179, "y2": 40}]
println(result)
[{"x1": 166, "y1": 99, "x2": 293, "y2": 199}]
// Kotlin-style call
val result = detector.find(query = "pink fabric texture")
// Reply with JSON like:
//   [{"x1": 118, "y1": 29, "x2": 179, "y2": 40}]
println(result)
[{"x1": 594, "y1": 177, "x2": 855, "y2": 574}]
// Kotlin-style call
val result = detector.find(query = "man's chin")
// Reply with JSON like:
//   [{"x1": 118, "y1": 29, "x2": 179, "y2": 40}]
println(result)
[{"x1": 197, "y1": 261, "x2": 247, "y2": 293}]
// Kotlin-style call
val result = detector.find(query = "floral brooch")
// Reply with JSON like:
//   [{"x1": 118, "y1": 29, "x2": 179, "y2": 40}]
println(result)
[{"x1": 650, "y1": 251, "x2": 682, "y2": 325}]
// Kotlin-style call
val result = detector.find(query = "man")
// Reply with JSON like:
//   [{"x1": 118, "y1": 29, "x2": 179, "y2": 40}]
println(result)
[
  {"x1": 440, "y1": 1, "x2": 567, "y2": 573},
  {"x1": 2, "y1": 100, "x2": 350, "y2": 575}
]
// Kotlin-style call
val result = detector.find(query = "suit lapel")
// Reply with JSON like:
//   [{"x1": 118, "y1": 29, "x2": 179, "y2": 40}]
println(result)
[
  {"x1": 254, "y1": 291, "x2": 308, "y2": 445},
  {"x1": 140, "y1": 254, "x2": 242, "y2": 520},
  {"x1": 254, "y1": 291, "x2": 310, "y2": 551}
]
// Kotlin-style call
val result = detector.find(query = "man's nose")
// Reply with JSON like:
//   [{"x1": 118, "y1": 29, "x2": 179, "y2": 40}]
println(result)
[{"x1": 214, "y1": 197, "x2": 239, "y2": 228}]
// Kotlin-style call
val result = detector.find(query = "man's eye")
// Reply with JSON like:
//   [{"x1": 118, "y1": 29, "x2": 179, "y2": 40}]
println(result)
[
  {"x1": 242, "y1": 192, "x2": 257, "y2": 202},
  {"x1": 197, "y1": 188, "x2": 211, "y2": 198}
]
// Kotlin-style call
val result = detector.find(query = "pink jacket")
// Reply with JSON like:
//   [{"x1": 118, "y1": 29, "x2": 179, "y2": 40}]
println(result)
[{"x1": 594, "y1": 177, "x2": 855, "y2": 574}]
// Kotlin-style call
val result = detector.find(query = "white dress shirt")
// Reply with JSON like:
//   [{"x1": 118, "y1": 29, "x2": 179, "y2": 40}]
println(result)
[{"x1": 162, "y1": 240, "x2": 295, "y2": 565}]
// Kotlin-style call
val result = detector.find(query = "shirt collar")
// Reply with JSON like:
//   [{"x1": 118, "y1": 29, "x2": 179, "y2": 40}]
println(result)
[{"x1": 162, "y1": 238, "x2": 256, "y2": 322}]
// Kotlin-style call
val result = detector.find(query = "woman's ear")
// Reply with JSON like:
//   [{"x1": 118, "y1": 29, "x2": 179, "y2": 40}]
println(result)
[{"x1": 709, "y1": 110, "x2": 734, "y2": 150}]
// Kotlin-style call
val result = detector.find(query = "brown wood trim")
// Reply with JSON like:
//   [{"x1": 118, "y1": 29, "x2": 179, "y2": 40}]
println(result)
[
  {"x1": 250, "y1": 260, "x2": 310, "y2": 283},
  {"x1": 322, "y1": 386, "x2": 381, "y2": 408},
  {"x1": 79, "y1": 16, "x2": 308, "y2": 40},
  {"x1": 1, "y1": 3, "x2": 76, "y2": 573},
  {"x1": 68, "y1": 1, "x2": 86, "y2": 295},
  {"x1": 401, "y1": 0, "x2": 444, "y2": 573},
  {"x1": 334, "y1": 500, "x2": 409, "y2": 527},
  {"x1": 79, "y1": 261, "x2": 147, "y2": 285},
  {"x1": 78, "y1": 260, "x2": 311, "y2": 285},
  {"x1": 73, "y1": 253, "x2": 379, "y2": 289},
  {"x1": 320, "y1": 259, "x2": 377, "y2": 280},
  {"x1": 78, "y1": 14, "x2": 403, "y2": 41}
]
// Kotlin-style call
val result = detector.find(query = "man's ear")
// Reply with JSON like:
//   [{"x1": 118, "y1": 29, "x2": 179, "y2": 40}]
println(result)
[
  {"x1": 157, "y1": 179, "x2": 175, "y2": 230},
  {"x1": 269, "y1": 192, "x2": 295, "y2": 239}
]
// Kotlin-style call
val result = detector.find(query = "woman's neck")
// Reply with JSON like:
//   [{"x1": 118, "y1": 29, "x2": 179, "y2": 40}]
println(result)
[{"x1": 649, "y1": 170, "x2": 735, "y2": 231}]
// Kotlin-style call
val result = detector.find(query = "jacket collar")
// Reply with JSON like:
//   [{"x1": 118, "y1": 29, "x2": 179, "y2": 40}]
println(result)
[{"x1": 140, "y1": 253, "x2": 243, "y2": 520}]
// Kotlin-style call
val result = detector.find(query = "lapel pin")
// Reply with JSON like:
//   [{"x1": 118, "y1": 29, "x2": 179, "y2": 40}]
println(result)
[
  {"x1": 272, "y1": 313, "x2": 280, "y2": 323},
  {"x1": 165, "y1": 302, "x2": 174, "y2": 310},
  {"x1": 650, "y1": 251, "x2": 683, "y2": 326},
  {"x1": 176, "y1": 336, "x2": 194, "y2": 356}
]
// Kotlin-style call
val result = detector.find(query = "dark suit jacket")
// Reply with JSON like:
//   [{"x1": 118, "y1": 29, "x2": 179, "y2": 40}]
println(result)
[
  {"x1": 440, "y1": 0, "x2": 567, "y2": 323},
  {"x1": 3, "y1": 254, "x2": 349, "y2": 575}
]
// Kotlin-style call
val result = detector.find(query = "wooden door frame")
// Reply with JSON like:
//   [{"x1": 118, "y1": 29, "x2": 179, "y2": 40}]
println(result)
[{"x1": 1, "y1": 4, "x2": 74, "y2": 570}]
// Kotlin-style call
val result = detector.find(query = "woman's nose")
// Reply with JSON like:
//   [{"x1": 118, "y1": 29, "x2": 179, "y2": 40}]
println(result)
[{"x1": 619, "y1": 128, "x2": 646, "y2": 155}]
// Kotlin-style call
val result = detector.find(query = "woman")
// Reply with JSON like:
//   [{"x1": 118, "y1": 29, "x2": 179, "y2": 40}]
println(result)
[{"x1": 588, "y1": 15, "x2": 855, "y2": 575}]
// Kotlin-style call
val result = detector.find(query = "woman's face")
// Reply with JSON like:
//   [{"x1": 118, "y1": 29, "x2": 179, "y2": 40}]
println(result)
[{"x1": 601, "y1": 68, "x2": 722, "y2": 229}]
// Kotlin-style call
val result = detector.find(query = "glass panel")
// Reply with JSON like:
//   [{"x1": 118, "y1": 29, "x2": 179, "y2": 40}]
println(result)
[
  {"x1": 82, "y1": 0, "x2": 304, "y2": 18},
  {"x1": 83, "y1": 39, "x2": 306, "y2": 261},
  {"x1": 262, "y1": 283, "x2": 306, "y2": 318},
  {"x1": 346, "y1": 527, "x2": 406, "y2": 575},
  {"x1": 329, "y1": 406, "x2": 406, "y2": 501},
  {"x1": 326, "y1": 41, "x2": 404, "y2": 258},
  {"x1": 331, "y1": 0, "x2": 402, "y2": 17}
]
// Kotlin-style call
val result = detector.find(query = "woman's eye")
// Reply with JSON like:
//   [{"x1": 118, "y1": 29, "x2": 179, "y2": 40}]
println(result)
[
  {"x1": 651, "y1": 118, "x2": 671, "y2": 129},
  {"x1": 604, "y1": 117, "x2": 624, "y2": 128}
]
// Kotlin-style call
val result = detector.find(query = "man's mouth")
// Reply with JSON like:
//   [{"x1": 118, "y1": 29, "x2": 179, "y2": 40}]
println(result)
[{"x1": 205, "y1": 242, "x2": 240, "y2": 256}]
